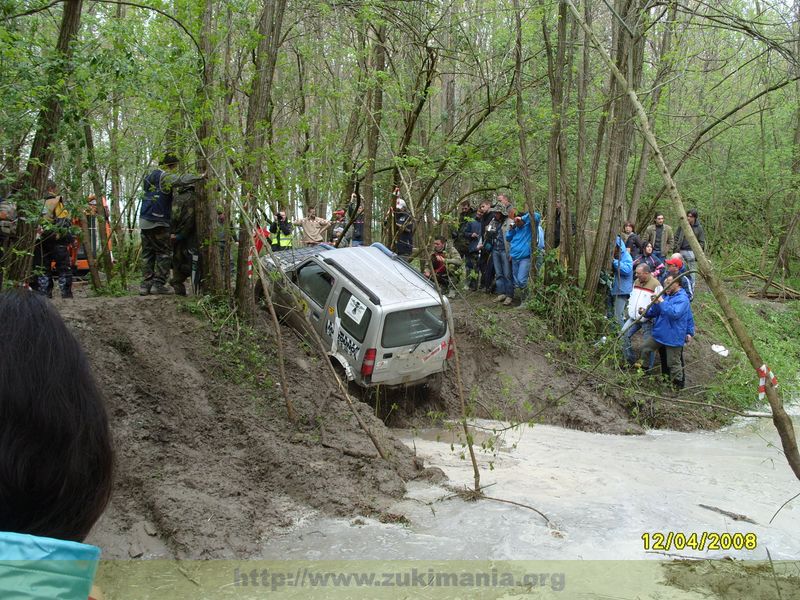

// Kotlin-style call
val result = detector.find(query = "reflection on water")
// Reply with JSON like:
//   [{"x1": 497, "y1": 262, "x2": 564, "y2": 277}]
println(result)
[{"x1": 263, "y1": 415, "x2": 800, "y2": 561}]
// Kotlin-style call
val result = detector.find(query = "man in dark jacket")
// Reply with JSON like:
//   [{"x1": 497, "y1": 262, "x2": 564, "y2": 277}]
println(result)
[
  {"x1": 673, "y1": 209, "x2": 705, "y2": 279},
  {"x1": 476, "y1": 200, "x2": 495, "y2": 292},
  {"x1": 462, "y1": 213, "x2": 482, "y2": 290},
  {"x1": 139, "y1": 153, "x2": 205, "y2": 295},
  {"x1": 392, "y1": 198, "x2": 414, "y2": 260},
  {"x1": 452, "y1": 200, "x2": 475, "y2": 258}
]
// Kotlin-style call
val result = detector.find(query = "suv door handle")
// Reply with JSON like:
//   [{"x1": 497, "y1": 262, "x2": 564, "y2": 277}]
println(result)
[{"x1": 311, "y1": 311, "x2": 320, "y2": 321}]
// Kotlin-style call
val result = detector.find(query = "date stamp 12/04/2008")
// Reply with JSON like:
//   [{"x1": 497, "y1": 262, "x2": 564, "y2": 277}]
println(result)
[{"x1": 642, "y1": 532, "x2": 758, "y2": 552}]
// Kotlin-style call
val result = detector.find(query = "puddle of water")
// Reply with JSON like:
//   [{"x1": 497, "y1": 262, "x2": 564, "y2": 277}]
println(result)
[{"x1": 262, "y1": 415, "x2": 800, "y2": 562}]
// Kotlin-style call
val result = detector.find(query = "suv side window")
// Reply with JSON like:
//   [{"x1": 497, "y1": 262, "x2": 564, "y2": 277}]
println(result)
[
  {"x1": 337, "y1": 289, "x2": 372, "y2": 343},
  {"x1": 297, "y1": 262, "x2": 334, "y2": 308}
]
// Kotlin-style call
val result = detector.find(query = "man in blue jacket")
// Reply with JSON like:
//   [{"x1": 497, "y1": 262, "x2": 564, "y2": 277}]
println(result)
[
  {"x1": 506, "y1": 211, "x2": 533, "y2": 303},
  {"x1": 639, "y1": 275, "x2": 695, "y2": 388},
  {"x1": 610, "y1": 235, "x2": 634, "y2": 328}
]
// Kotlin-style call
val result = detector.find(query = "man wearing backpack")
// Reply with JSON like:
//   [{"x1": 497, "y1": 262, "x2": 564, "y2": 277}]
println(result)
[
  {"x1": 30, "y1": 181, "x2": 76, "y2": 299},
  {"x1": 139, "y1": 153, "x2": 205, "y2": 295}
]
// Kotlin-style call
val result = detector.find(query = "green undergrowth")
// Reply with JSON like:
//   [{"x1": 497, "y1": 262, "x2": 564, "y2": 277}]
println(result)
[
  {"x1": 180, "y1": 296, "x2": 276, "y2": 402},
  {"x1": 694, "y1": 290, "x2": 800, "y2": 410},
  {"x1": 526, "y1": 252, "x2": 609, "y2": 342}
]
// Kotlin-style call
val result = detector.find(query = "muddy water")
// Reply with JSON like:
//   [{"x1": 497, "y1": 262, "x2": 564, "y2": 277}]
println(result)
[{"x1": 263, "y1": 411, "x2": 800, "y2": 562}]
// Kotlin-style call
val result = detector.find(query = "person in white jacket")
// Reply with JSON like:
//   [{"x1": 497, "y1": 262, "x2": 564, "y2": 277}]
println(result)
[{"x1": 621, "y1": 263, "x2": 662, "y2": 366}]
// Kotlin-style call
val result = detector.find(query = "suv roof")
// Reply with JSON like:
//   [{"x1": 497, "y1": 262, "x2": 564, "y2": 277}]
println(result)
[
  {"x1": 319, "y1": 246, "x2": 440, "y2": 307},
  {"x1": 264, "y1": 244, "x2": 441, "y2": 307}
]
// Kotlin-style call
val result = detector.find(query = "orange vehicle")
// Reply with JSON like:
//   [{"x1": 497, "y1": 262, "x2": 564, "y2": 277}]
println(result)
[{"x1": 72, "y1": 195, "x2": 114, "y2": 275}]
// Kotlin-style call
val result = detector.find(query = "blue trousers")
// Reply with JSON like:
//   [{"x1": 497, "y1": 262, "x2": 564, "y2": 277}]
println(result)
[
  {"x1": 492, "y1": 247, "x2": 513, "y2": 296},
  {"x1": 511, "y1": 256, "x2": 531, "y2": 292}
]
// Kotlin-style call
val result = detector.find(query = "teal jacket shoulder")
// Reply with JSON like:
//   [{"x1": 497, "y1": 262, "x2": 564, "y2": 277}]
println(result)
[{"x1": 0, "y1": 531, "x2": 100, "y2": 599}]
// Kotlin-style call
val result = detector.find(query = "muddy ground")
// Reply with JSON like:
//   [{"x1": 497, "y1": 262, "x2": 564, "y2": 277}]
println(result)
[
  {"x1": 56, "y1": 283, "x2": 731, "y2": 559},
  {"x1": 395, "y1": 289, "x2": 731, "y2": 434},
  {"x1": 62, "y1": 292, "x2": 422, "y2": 559}
]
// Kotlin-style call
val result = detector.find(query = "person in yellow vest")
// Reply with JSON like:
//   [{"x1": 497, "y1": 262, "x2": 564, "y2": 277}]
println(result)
[
  {"x1": 269, "y1": 209, "x2": 293, "y2": 250},
  {"x1": 30, "y1": 180, "x2": 76, "y2": 298}
]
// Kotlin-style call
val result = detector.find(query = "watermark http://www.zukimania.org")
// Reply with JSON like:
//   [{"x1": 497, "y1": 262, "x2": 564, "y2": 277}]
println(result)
[{"x1": 233, "y1": 566, "x2": 566, "y2": 592}]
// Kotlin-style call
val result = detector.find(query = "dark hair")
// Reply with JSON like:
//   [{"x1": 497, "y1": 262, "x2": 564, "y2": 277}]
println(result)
[
  {"x1": 654, "y1": 213, "x2": 664, "y2": 220},
  {"x1": 687, "y1": 209, "x2": 698, "y2": 218},
  {"x1": 0, "y1": 291, "x2": 113, "y2": 542},
  {"x1": 624, "y1": 221, "x2": 635, "y2": 230},
  {"x1": 160, "y1": 152, "x2": 179, "y2": 167},
  {"x1": 434, "y1": 236, "x2": 446, "y2": 243}
]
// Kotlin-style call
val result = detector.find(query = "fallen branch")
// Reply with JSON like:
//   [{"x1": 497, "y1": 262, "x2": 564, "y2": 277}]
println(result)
[
  {"x1": 748, "y1": 290, "x2": 800, "y2": 301},
  {"x1": 744, "y1": 270, "x2": 800, "y2": 298},
  {"x1": 483, "y1": 495, "x2": 550, "y2": 525},
  {"x1": 698, "y1": 503, "x2": 757, "y2": 524},
  {"x1": 321, "y1": 441, "x2": 379, "y2": 460},
  {"x1": 769, "y1": 490, "x2": 800, "y2": 524}
]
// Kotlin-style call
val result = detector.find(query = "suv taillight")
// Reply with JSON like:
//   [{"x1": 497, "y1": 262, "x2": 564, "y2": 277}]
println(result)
[
  {"x1": 446, "y1": 337, "x2": 454, "y2": 360},
  {"x1": 361, "y1": 348, "x2": 377, "y2": 377}
]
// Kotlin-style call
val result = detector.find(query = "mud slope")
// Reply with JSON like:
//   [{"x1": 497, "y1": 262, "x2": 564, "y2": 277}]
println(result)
[{"x1": 58, "y1": 294, "x2": 420, "y2": 559}]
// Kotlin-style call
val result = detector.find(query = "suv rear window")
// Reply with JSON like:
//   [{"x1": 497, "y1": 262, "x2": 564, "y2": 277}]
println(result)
[
  {"x1": 381, "y1": 305, "x2": 446, "y2": 349},
  {"x1": 337, "y1": 289, "x2": 372, "y2": 342}
]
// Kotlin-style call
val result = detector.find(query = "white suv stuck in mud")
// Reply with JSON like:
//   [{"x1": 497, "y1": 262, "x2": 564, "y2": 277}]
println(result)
[{"x1": 257, "y1": 243, "x2": 453, "y2": 398}]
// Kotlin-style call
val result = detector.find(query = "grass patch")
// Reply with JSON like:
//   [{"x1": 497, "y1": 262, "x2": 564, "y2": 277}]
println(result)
[
  {"x1": 180, "y1": 296, "x2": 276, "y2": 399},
  {"x1": 694, "y1": 290, "x2": 800, "y2": 410}
]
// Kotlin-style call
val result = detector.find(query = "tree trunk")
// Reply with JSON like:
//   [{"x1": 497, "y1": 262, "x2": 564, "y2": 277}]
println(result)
[
  {"x1": 392, "y1": 46, "x2": 438, "y2": 195},
  {"x1": 9, "y1": 0, "x2": 84, "y2": 280},
  {"x1": 570, "y1": 0, "x2": 592, "y2": 280},
  {"x1": 83, "y1": 122, "x2": 114, "y2": 283},
  {"x1": 108, "y1": 1, "x2": 125, "y2": 251},
  {"x1": 235, "y1": 0, "x2": 287, "y2": 314},
  {"x1": 77, "y1": 212, "x2": 102, "y2": 290},
  {"x1": 627, "y1": 3, "x2": 676, "y2": 223},
  {"x1": 196, "y1": 0, "x2": 223, "y2": 295},
  {"x1": 765, "y1": 1, "x2": 800, "y2": 285},
  {"x1": 361, "y1": 24, "x2": 387, "y2": 246},
  {"x1": 566, "y1": 0, "x2": 800, "y2": 482},
  {"x1": 439, "y1": 4, "x2": 457, "y2": 233},
  {"x1": 583, "y1": 0, "x2": 643, "y2": 301},
  {"x1": 542, "y1": 0, "x2": 569, "y2": 253},
  {"x1": 513, "y1": 0, "x2": 538, "y2": 271}
]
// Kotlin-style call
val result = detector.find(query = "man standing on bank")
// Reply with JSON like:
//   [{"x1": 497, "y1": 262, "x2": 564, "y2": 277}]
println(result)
[
  {"x1": 639, "y1": 275, "x2": 695, "y2": 389},
  {"x1": 643, "y1": 213, "x2": 674, "y2": 260},
  {"x1": 139, "y1": 153, "x2": 205, "y2": 295}
]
